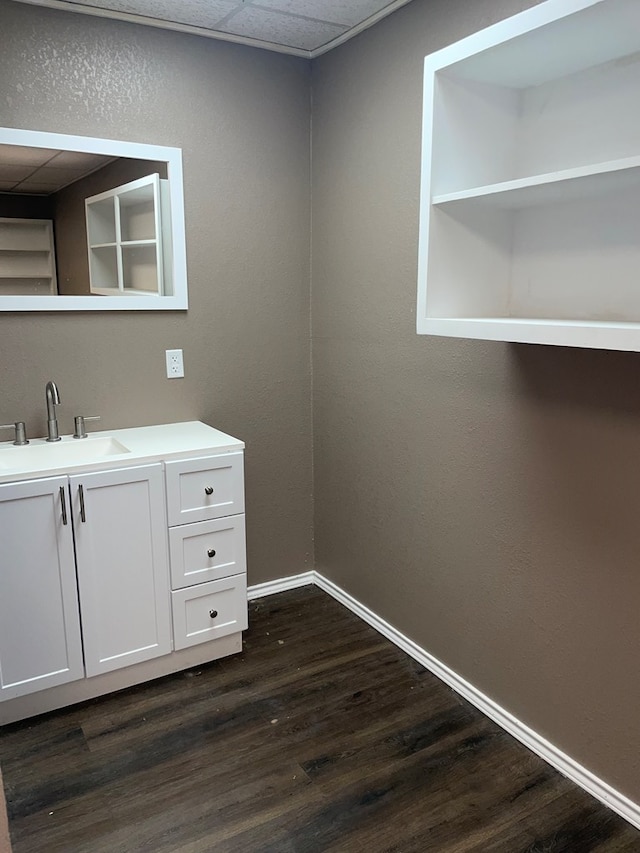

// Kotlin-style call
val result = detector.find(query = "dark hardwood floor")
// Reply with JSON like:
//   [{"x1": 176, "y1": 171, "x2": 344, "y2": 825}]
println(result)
[{"x1": 1, "y1": 586, "x2": 639, "y2": 852}]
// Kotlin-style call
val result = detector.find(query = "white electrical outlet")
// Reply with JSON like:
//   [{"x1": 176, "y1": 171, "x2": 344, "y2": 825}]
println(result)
[{"x1": 165, "y1": 349, "x2": 184, "y2": 378}]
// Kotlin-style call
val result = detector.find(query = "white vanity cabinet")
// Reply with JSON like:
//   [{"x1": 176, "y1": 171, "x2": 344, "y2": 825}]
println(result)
[
  {"x1": 69, "y1": 464, "x2": 171, "y2": 677},
  {"x1": 0, "y1": 476, "x2": 84, "y2": 700},
  {"x1": 0, "y1": 422, "x2": 246, "y2": 725}
]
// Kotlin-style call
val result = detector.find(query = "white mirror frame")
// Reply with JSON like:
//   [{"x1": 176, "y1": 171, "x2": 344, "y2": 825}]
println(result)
[{"x1": 0, "y1": 127, "x2": 188, "y2": 311}]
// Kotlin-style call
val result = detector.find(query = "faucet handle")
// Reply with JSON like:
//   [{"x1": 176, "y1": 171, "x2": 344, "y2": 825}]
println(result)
[
  {"x1": 73, "y1": 415, "x2": 100, "y2": 439},
  {"x1": 0, "y1": 421, "x2": 29, "y2": 446}
]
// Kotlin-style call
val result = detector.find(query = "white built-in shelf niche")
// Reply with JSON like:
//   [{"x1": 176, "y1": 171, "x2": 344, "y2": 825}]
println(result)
[
  {"x1": 0, "y1": 218, "x2": 57, "y2": 295},
  {"x1": 86, "y1": 173, "x2": 170, "y2": 297},
  {"x1": 416, "y1": 0, "x2": 640, "y2": 351}
]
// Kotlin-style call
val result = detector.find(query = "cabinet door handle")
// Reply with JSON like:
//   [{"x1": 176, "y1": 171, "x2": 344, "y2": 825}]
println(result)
[
  {"x1": 207, "y1": 549, "x2": 216, "y2": 558},
  {"x1": 204, "y1": 486, "x2": 214, "y2": 496},
  {"x1": 209, "y1": 610, "x2": 218, "y2": 619},
  {"x1": 78, "y1": 484, "x2": 86, "y2": 523},
  {"x1": 60, "y1": 486, "x2": 68, "y2": 526}
]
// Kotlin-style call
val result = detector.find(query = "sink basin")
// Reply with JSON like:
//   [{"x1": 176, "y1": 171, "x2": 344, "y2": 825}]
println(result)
[{"x1": 0, "y1": 436, "x2": 131, "y2": 472}]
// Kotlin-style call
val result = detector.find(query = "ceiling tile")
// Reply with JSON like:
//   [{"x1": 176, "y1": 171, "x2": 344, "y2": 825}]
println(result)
[
  {"x1": 10, "y1": 183, "x2": 57, "y2": 194},
  {"x1": 27, "y1": 166, "x2": 92, "y2": 185},
  {"x1": 254, "y1": 0, "x2": 394, "y2": 28},
  {"x1": 0, "y1": 165, "x2": 34, "y2": 181},
  {"x1": 0, "y1": 150, "x2": 119, "y2": 193},
  {"x1": 60, "y1": 0, "x2": 239, "y2": 29},
  {"x1": 0, "y1": 144, "x2": 57, "y2": 167},
  {"x1": 220, "y1": 6, "x2": 346, "y2": 50},
  {"x1": 49, "y1": 151, "x2": 113, "y2": 169}
]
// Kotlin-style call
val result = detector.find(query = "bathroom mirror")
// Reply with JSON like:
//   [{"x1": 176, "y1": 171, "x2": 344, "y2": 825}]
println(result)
[{"x1": 0, "y1": 127, "x2": 188, "y2": 310}]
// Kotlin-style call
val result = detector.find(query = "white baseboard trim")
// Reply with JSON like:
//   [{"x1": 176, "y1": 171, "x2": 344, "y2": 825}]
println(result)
[
  {"x1": 251, "y1": 569, "x2": 640, "y2": 831},
  {"x1": 247, "y1": 571, "x2": 314, "y2": 601}
]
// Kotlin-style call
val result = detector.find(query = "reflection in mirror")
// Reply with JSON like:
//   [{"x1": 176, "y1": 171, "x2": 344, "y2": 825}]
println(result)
[{"x1": 0, "y1": 128, "x2": 188, "y2": 311}]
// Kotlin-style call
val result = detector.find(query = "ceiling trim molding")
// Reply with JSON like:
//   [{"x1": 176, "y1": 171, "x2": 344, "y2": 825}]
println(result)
[{"x1": 11, "y1": 0, "x2": 415, "y2": 58}]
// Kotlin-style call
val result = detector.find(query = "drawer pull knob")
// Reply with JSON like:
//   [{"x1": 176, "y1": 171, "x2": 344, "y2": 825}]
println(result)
[
  {"x1": 207, "y1": 549, "x2": 216, "y2": 558},
  {"x1": 209, "y1": 610, "x2": 218, "y2": 619},
  {"x1": 204, "y1": 486, "x2": 214, "y2": 496}
]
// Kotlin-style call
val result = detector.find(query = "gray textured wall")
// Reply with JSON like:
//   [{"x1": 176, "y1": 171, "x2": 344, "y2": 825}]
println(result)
[
  {"x1": 312, "y1": 0, "x2": 640, "y2": 802},
  {"x1": 0, "y1": 0, "x2": 313, "y2": 585}
]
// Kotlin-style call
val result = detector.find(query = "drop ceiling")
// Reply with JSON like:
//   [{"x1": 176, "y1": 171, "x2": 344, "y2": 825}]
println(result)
[
  {"x1": 12, "y1": 0, "x2": 414, "y2": 56},
  {"x1": 0, "y1": 145, "x2": 114, "y2": 194}
]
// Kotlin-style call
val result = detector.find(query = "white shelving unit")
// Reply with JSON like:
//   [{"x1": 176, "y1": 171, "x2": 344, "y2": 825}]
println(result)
[
  {"x1": 416, "y1": 0, "x2": 640, "y2": 351},
  {"x1": 0, "y1": 218, "x2": 57, "y2": 295},
  {"x1": 85, "y1": 173, "x2": 169, "y2": 297}
]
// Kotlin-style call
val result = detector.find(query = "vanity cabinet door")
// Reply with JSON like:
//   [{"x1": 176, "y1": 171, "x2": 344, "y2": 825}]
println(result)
[
  {"x1": 70, "y1": 464, "x2": 171, "y2": 677},
  {"x1": 0, "y1": 476, "x2": 84, "y2": 700}
]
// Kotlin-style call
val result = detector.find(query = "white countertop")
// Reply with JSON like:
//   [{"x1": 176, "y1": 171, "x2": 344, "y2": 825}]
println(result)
[{"x1": 0, "y1": 421, "x2": 244, "y2": 484}]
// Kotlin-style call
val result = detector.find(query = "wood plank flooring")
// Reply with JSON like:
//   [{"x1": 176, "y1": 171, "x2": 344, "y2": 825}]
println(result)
[
  {"x1": 1, "y1": 586, "x2": 639, "y2": 852},
  {"x1": 0, "y1": 769, "x2": 10, "y2": 853}
]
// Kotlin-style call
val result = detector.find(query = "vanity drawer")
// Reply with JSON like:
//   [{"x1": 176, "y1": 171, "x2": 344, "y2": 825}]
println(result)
[
  {"x1": 172, "y1": 575, "x2": 247, "y2": 650},
  {"x1": 169, "y1": 515, "x2": 246, "y2": 590},
  {"x1": 165, "y1": 452, "x2": 244, "y2": 526}
]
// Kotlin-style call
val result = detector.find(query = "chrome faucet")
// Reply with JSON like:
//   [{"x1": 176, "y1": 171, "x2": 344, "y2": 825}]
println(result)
[{"x1": 45, "y1": 380, "x2": 61, "y2": 442}]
